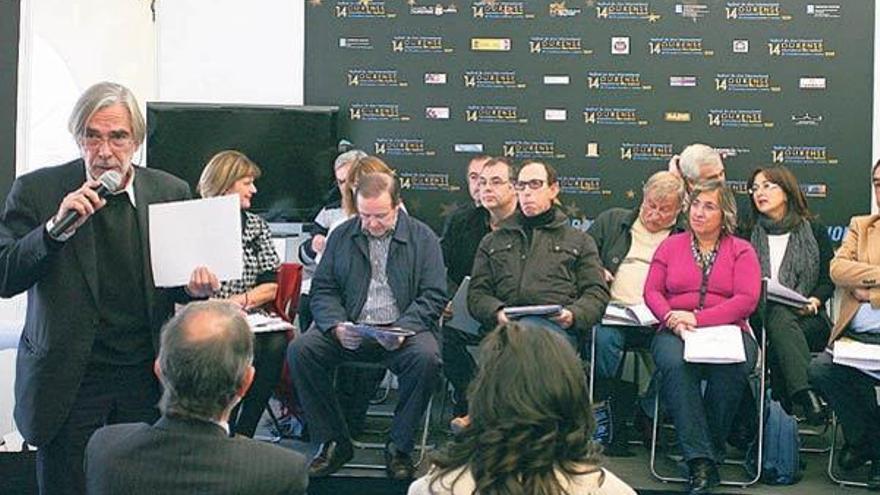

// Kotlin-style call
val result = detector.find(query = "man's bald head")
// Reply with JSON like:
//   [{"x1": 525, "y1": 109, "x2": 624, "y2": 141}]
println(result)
[{"x1": 157, "y1": 301, "x2": 254, "y2": 421}]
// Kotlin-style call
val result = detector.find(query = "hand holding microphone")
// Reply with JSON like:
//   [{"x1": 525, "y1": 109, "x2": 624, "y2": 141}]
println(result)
[{"x1": 50, "y1": 170, "x2": 123, "y2": 238}]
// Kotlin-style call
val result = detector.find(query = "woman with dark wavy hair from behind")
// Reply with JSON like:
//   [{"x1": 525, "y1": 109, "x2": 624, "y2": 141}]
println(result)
[{"x1": 408, "y1": 322, "x2": 636, "y2": 495}]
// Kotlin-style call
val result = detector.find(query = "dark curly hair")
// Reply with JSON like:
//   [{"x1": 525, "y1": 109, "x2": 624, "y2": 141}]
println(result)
[{"x1": 428, "y1": 322, "x2": 604, "y2": 495}]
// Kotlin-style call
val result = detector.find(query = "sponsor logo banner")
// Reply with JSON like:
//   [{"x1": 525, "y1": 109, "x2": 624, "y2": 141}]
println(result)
[
  {"x1": 549, "y1": 2, "x2": 582, "y2": 17},
  {"x1": 768, "y1": 38, "x2": 834, "y2": 57},
  {"x1": 806, "y1": 4, "x2": 840, "y2": 19},
  {"x1": 707, "y1": 109, "x2": 773, "y2": 128},
  {"x1": 595, "y1": 2, "x2": 661, "y2": 21},
  {"x1": 715, "y1": 73, "x2": 780, "y2": 92},
  {"x1": 732, "y1": 39, "x2": 750, "y2": 53},
  {"x1": 339, "y1": 37, "x2": 373, "y2": 50},
  {"x1": 503, "y1": 140, "x2": 565, "y2": 159},
  {"x1": 559, "y1": 176, "x2": 606, "y2": 195},
  {"x1": 544, "y1": 109, "x2": 567, "y2": 121},
  {"x1": 674, "y1": 3, "x2": 710, "y2": 19},
  {"x1": 470, "y1": 38, "x2": 512, "y2": 51},
  {"x1": 347, "y1": 69, "x2": 408, "y2": 87},
  {"x1": 791, "y1": 113, "x2": 823, "y2": 126},
  {"x1": 463, "y1": 70, "x2": 526, "y2": 89},
  {"x1": 799, "y1": 77, "x2": 827, "y2": 90},
  {"x1": 544, "y1": 75, "x2": 570, "y2": 85},
  {"x1": 587, "y1": 72, "x2": 652, "y2": 91},
  {"x1": 649, "y1": 37, "x2": 713, "y2": 56},
  {"x1": 727, "y1": 179, "x2": 749, "y2": 195},
  {"x1": 410, "y1": 3, "x2": 458, "y2": 16},
  {"x1": 665, "y1": 111, "x2": 691, "y2": 122},
  {"x1": 670, "y1": 75, "x2": 698, "y2": 87},
  {"x1": 335, "y1": 1, "x2": 396, "y2": 18},
  {"x1": 771, "y1": 145, "x2": 837, "y2": 165},
  {"x1": 425, "y1": 107, "x2": 450, "y2": 120},
  {"x1": 392, "y1": 36, "x2": 453, "y2": 53},
  {"x1": 472, "y1": 1, "x2": 534, "y2": 19},
  {"x1": 349, "y1": 103, "x2": 409, "y2": 121},
  {"x1": 725, "y1": 2, "x2": 790, "y2": 21},
  {"x1": 583, "y1": 107, "x2": 648, "y2": 125},
  {"x1": 530, "y1": 36, "x2": 592, "y2": 54},
  {"x1": 374, "y1": 138, "x2": 435, "y2": 156},
  {"x1": 611, "y1": 36, "x2": 630, "y2": 55},
  {"x1": 620, "y1": 143, "x2": 675, "y2": 161},
  {"x1": 585, "y1": 142, "x2": 600, "y2": 158},
  {"x1": 454, "y1": 143, "x2": 484, "y2": 153},
  {"x1": 399, "y1": 172, "x2": 457, "y2": 191},
  {"x1": 465, "y1": 105, "x2": 527, "y2": 123},
  {"x1": 715, "y1": 146, "x2": 752, "y2": 159},
  {"x1": 424, "y1": 72, "x2": 447, "y2": 85},
  {"x1": 801, "y1": 183, "x2": 828, "y2": 198}
]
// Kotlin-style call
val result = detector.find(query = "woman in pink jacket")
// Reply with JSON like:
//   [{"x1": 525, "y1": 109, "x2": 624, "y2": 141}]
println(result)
[{"x1": 644, "y1": 180, "x2": 761, "y2": 495}]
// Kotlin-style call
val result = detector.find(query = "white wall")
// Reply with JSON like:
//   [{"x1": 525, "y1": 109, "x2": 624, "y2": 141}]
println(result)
[
  {"x1": 155, "y1": 0, "x2": 304, "y2": 105},
  {"x1": 16, "y1": 0, "x2": 156, "y2": 175}
]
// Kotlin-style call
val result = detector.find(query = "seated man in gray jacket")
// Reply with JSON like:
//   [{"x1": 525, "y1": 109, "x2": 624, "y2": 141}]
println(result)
[
  {"x1": 468, "y1": 160, "x2": 609, "y2": 351},
  {"x1": 85, "y1": 301, "x2": 309, "y2": 495}
]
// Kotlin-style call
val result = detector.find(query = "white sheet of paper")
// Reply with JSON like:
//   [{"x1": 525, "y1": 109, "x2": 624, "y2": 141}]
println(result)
[
  {"x1": 149, "y1": 195, "x2": 243, "y2": 287},
  {"x1": 682, "y1": 324, "x2": 746, "y2": 364},
  {"x1": 833, "y1": 338, "x2": 880, "y2": 371}
]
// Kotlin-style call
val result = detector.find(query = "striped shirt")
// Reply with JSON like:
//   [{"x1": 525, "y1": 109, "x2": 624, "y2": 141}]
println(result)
[{"x1": 357, "y1": 231, "x2": 400, "y2": 325}]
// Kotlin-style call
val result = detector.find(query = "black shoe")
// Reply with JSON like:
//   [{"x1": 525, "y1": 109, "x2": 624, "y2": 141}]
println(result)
[
  {"x1": 687, "y1": 458, "x2": 720, "y2": 495},
  {"x1": 839, "y1": 443, "x2": 871, "y2": 471},
  {"x1": 308, "y1": 439, "x2": 354, "y2": 477},
  {"x1": 869, "y1": 459, "x2": 880, "y2": 491},
  {"x1": 793, "y1": 389, "x2": 828, "y2": 426},
  {"x1": 385, "y1": 442, "x2": 415, "y2": 480}
]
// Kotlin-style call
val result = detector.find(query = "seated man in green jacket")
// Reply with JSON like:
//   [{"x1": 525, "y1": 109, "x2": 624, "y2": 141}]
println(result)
[{"x1": 468, "y1": 160, "x2": 609, "y2": 351}]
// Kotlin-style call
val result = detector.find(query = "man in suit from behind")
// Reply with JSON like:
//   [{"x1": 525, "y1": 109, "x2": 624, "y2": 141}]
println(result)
[
  {"x1": 0, "y1": 81, "x2": 219, "y2": 495},
  {"x1": 85, "y1": 300, "x2": 309, "y2": 495}
]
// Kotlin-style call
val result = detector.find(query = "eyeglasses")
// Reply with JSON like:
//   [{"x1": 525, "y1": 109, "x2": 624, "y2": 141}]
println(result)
[
  {"x1": 477, "y1": 177, "x2": 510, "y2": 188},
  {"x1": 513, "y1": 179, "x2": 547, "y2": 191},
  {"x1": 747, "y1": 181, "x2": 781, "y2": 195},
  {"x1": 81, "y1": 131, "x2": 132, "y2": 150},
  {"x1": 690, "y1": 199, "x2": 720, "y2": 214}
]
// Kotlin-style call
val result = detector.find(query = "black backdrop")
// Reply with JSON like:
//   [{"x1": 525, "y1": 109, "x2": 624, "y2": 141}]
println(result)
[
  {"x1": 0, "y1": 0, "x2": 19, "y2": 201},
  {"x1": 305, "y1": 1, "x2": 873, "y2": 242}
]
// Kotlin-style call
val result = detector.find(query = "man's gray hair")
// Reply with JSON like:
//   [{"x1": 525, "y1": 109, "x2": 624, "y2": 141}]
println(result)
[
  {"x1": 157, "y1": 301, "x2": 254, "y2": 421},
  {"x1": 68, "y1": 82, "x2": 146, "y2": 144},
  {"x1": 643, "y1": 170, "x2": 686, "y2": 208},
  {"x1": 334, "y1": 149, "x2": 368, "y2": 171},
  {"x1": 678, "y1": 143, "x2": 723, "y2": 183}
]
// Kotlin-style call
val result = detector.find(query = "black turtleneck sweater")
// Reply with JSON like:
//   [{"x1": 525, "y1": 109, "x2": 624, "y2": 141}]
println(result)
[
  {"x1": 90, "y1": 193, "x2": 152, "y2": 366},
  {"x1": 520, "y1": 207, "x2": 557, "y2": 246}
]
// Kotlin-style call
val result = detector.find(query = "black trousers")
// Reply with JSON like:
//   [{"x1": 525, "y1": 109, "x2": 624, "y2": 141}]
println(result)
[
  {"x1": 441, "y1": 325, "x2": 483, "y2": 417},
  {"x1": 756, "y1": 303, "x2": 830, "y2": 400},
  {"x1": 37, "y1": 361, "x2": 159, "y2": 495},
  {"x1": 809, "y1": 351, "x2": 880, "y2": 456},
  {"x1": 288, "y1": 328, "x2": 440, "y2": 453},
  {"x1": 231, "y1": 331, "x2": 288, "y2": 437}
]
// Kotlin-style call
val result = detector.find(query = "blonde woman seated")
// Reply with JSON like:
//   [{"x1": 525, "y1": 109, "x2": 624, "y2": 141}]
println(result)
[
  {"x1": 198, "y1": 150, "x2": 286, "y2": 437},
  {"x1": 408, "y1": 322, "x2": 635, "y2": 495}
]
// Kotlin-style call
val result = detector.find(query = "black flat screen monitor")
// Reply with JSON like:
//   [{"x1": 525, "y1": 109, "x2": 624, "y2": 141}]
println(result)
[{"x1": 146, "y1": 102, "x2": 339, "y2": 222}]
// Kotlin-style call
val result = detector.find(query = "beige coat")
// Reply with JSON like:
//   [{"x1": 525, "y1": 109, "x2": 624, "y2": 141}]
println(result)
[{"x1": 829, "y1": 214, "x2": 880, "y2": 343}]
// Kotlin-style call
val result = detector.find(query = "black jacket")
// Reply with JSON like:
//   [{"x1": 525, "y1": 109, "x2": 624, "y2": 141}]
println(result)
[
  {"x1": 440, "y1": 205, "x2": 490, "y2": 291},
  {"x1": 468, "y1": 208, "x2": 609, "y2": 335},
  {"x1": 588, "y1": 207, "x2": 684, "y2": 275},
  {"x1": 0, "y1": 159, "x2": 191, "y2": 446}
]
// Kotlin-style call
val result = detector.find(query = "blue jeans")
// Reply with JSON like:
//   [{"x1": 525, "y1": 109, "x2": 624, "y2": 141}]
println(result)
[
  {"x1": 652, "y1": 329, "x2": 758, "y2": 462},
  {"x1": 593, "y1": 324, "x2": 655, "y2": 378}
]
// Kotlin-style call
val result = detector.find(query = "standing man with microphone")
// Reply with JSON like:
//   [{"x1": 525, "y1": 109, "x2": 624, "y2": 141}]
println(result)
[{"x1": 0, "y1": 82, "x2": 218, "y2": 495}]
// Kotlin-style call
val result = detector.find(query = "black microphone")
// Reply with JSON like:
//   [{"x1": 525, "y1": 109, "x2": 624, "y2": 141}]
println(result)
[{"x1": 49, "y1": 170, "x2": 124, "y2": 238}]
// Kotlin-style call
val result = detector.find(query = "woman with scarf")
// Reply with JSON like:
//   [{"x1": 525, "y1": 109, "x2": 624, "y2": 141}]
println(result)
[{"x1": 743, "y1": 166, "x2": 833, "y2": 425}]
